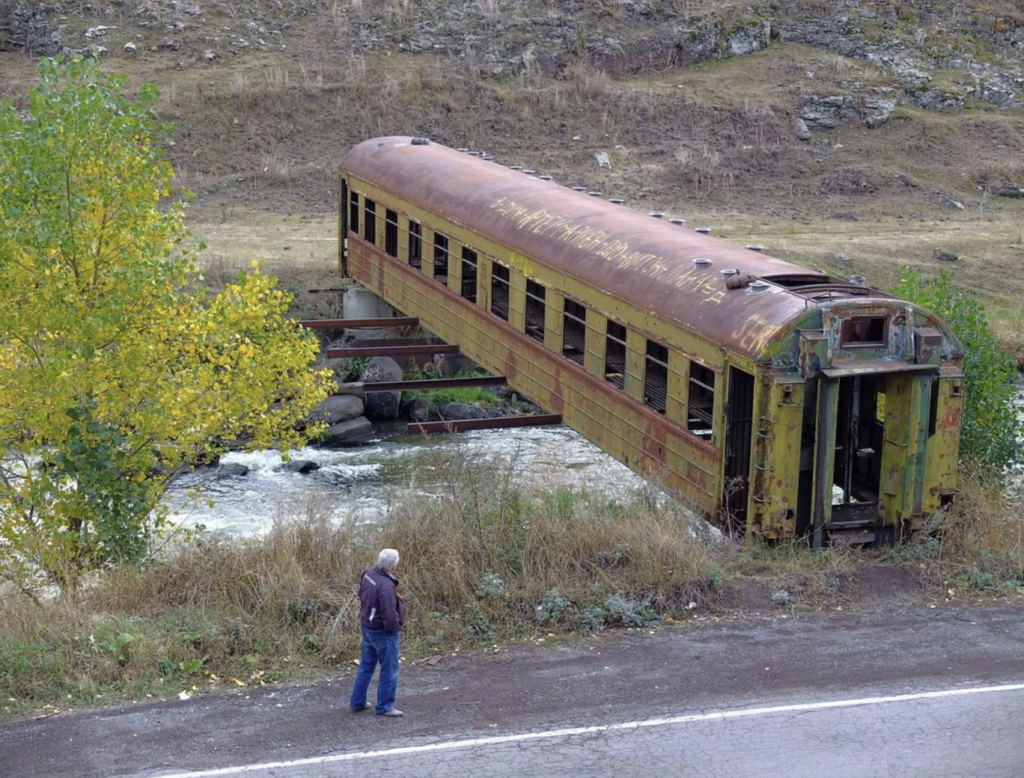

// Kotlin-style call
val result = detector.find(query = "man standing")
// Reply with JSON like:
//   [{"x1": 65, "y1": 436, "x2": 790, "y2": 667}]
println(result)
[{"x1": 349, "y1": 548, "x2": 405, "y2": 717}]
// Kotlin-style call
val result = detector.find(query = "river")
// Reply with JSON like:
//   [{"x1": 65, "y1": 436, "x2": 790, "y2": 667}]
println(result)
[
  {"x1": 165, "y1": 425, "x2": 650, "y2": 537},
  {"x1": 168, "y1": 384, "x2": 1024, "y2": 538}
]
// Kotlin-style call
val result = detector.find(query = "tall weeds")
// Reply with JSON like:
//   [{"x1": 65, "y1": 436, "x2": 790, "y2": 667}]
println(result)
[{"x1": 3, "y1": 445, "x2": 1022, "y2": 719}]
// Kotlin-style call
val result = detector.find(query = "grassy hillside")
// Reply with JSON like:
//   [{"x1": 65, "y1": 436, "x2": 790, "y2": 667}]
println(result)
[{"x1": 2, "y1": 0, "x2": 1023, "y2": 321}]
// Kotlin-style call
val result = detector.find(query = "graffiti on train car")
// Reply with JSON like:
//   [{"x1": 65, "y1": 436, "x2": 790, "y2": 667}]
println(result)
[{"x1": 490, "y1": 196, "x2": 724, "y2": 301}]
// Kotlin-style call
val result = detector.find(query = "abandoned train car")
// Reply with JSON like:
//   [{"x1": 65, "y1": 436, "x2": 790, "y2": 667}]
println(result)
[{"x1": 337, "y1": 136, "x2": 964, "y2": 545}]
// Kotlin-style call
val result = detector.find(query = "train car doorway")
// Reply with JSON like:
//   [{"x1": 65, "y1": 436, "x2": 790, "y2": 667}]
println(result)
[
  {"x1": 832, "y1": 375, "x2": 885, "y2": 523},
  {"x1": 797, "y1": 375, "x2": 886, "y2": 540},
  {"x1": 724, "y1": 367, "x2": 755, "y2": 532}
]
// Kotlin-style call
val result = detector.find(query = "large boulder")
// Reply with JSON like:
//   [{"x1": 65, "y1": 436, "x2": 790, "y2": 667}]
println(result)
[
  {"x1": 281, "y1": 460, "x2": 321, "y2": 474},
  {"x1": 361, "y1": 357, "x2": 403, "y2": 420},
  {"x1": 320, "y1": 417, "x2": 375, "y2": 447},
  {"x1": 438, "y1": 402, "x2": 488, "y2": 421},
  {"x1": 311, "y1": 394, "x2": 364, "y2": 425},
  {"x1": 404, "y1": 397, "x2": 430, "y2": 423}
]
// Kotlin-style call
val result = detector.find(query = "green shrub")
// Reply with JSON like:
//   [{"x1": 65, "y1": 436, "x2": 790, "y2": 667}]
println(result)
[{"x1": 893, "y1": 268, "x2": 1022, "y2": 472}]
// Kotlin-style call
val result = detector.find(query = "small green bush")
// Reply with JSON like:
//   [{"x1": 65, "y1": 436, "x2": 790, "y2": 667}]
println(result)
[{"x1": 893, "y1": 268, "x2": 1022, "y2": 472}]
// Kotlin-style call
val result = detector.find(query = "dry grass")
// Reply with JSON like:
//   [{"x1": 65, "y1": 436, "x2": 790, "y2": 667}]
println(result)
[
  {"x1": 4, "y1": 443, "x2": 1023, "y2": 720},
  {"x1": 893, "y1": 470, "x2": 1024, "y2": 594},
  {"x1": 992, "y1": 313, "x2": 1024, "y2": 370}
]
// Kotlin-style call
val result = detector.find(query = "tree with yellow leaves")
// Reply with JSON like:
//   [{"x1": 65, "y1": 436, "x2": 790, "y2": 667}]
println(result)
[{"x1": 0, "y1": 57, "x2": 333, "y2": 593}]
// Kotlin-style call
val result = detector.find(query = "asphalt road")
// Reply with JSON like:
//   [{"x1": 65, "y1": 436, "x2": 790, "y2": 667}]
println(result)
[{"x1": 3, "y1": 601, "x2": 1024, "y2": 778}]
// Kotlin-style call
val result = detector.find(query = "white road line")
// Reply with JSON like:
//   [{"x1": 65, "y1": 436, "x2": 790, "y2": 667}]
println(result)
[{"x1": 152, "y1": 682, "x2": 1024, "y2": 778}]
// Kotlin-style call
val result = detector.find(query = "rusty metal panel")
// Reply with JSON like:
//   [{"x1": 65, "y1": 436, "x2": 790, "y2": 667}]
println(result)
[
  {"x1": 625, "y1": 328, "x2": 645, "y2": 403},
  {"x1": 811, "y1": 377, "x2": 839, "y2": 548},
  {"x1": 340, "y1": 138, "x2": 826, "y2": 360},
  {"x1": 509, "y1": 268, "x2": 527, "y2": 334},
  {"x1": 822, "y1": 361, "x2": 938, "y2": 378},
  {"x1": 584, "y1": 309, "x2": 607, "y2": 381},
  {"x1": 348, "y1": 242, "x2": 721, "y2": 511},
  {"x1": 666, "y1": 351, "x2": 688, "y2": 428},
  {"x1": 914, "y1": 327, "x2": 943, "y2": 365},
  {"x1": 922, "y1": 368, "x2": 963, "y2": 515},
  {"x1": 544, "y1": 292, "x2": 564, "y2": 356},
  {"x1": 758, "y1": 379, "x2": 803, "y2": 538}
]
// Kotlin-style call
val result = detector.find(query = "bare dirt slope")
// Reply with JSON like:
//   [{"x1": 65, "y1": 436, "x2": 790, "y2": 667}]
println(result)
[{"x1": 2, "y1": 1, "x2": 1023, "y2": 311}]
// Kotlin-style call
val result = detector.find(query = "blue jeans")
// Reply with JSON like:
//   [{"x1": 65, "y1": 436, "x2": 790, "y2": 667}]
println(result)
[{"x1": 349, "y1": 624, "x2": 400, "y2": 714}]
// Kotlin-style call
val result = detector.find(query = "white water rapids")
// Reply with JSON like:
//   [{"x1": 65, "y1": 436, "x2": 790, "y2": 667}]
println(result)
[
  {"x1": 165, "y1": 425, "x2": 650, "y2": 537},
  {"x1": 167, "y1": 384, "x2": 1024, "y2": 538}
]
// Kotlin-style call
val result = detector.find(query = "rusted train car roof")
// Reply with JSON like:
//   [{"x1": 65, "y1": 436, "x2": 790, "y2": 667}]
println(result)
[{"x1": 340, "y1": 137, "x2": 885, "y2": 360}]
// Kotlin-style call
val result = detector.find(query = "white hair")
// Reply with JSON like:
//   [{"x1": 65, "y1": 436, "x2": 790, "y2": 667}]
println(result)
[{"x1": 377, "y1": 548, "x2": 399, "y2": 571}]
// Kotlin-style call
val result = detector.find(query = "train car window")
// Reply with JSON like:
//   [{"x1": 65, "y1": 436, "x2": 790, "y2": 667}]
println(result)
[
  {"x1": 687, "y1": 362, "x2": 715, "y2": 439},
  {"x1": 644, "y1": 340, "x2": 669, "y2": 414},
  {"x1": 605, "y1": 321, "x2": 628, "y2": 389},
  {"x1": 408, "y1": 220, "x2": 422, "y2": 269},
  {"x1": 461, "y1": 248, "x2": 478, "y2": 302},
  {"x1": 349, "y1": 191, "x2": 359, "y2": 236},
  {"x1": 363, "y1": 199, "x2": 376, "y2": 244},
  {"x1": 525, "y1": 281, "x2": 546, "y2": 342},
  {"x1": 384, "y1": 209, "x2": 399, "y2": 257},
  {"x1": 842, "y1": 317, "x2": 887, "y2": 346},
  {"x1": 491, "y1": 263, "x2": 510, "y2": 321},
  {"x1": 433, "y1": 233, "x2": 449, "y2": 285},
  {"x1": 563, "y1": 299, "x2": 586, "y2": 365}
]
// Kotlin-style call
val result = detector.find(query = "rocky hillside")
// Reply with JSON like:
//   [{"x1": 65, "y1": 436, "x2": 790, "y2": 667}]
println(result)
[{"x1": 2, "y1": 1, "x2": 1023, "y2": 304}]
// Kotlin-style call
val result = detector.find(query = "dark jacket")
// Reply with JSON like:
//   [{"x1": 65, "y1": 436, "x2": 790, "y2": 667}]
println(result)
[{"x1": 358, "y1": 566, "x2": 405, "y2": 633}]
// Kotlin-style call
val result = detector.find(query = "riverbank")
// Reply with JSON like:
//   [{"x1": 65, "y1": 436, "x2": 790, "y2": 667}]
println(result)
[{"x1": 2, "y1": 462, "x2": 1020, "y2": 723}]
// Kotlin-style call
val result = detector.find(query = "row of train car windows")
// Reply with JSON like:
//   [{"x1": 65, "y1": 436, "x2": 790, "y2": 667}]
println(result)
[{"x1": 351, "y1": 193, "x2": 716, "y2": 440}]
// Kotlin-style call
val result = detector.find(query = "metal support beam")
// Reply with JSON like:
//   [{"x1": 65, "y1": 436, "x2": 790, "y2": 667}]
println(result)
[
  {"x1": 332, "y1": 376, "x2": 506, "y2": 397},
  {"x1": 299, "y1": 317, "x2": 419, "y2": 329},
  {"x1": 812, "y1": 377, "x2": 838, "y2": 551},
  {"x1": 409, "y1": 414, "x2": 562, "y2": 434},
  {"x1": 325, "y1": 343, "x2": 459, "y2": 359}
]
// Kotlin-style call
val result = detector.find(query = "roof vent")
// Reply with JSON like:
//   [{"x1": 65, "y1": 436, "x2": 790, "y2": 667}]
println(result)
[
  {"x1": 482, "y1": 154, "x2": 494, "y2": 161},
  {"x1": 609, "y1": 198, "x2": 624, "y2": 205},
  {"x1": 746, "y1": 244, "x2": 764, "y2": 252},
  {"x1": 650, "y1": 212, "x2": 664, "y2": 219},
  {"x1": 721, "y1": 268, "x2": 740, "y2": 277},
  {"x1": 695, "y1": 227, "x2": 712, "y2": 235},
  {"x1": 468, "y1": 151, "x2": 483, "y2": 157},
  {"x1": 457, "y1": 148, "x2": 470, "y2": 153},
  {"x1": 538, "y1": 174, "x2": 553, "y2": 181},
  {"x1": 670, "y1": 218, "x2": 684, "y2": 225},
  {"x1": 693, "y1": 257, "x2": 712, "y2": 268},
  {"x1": 509, "y1": 165, "x2": 522, "y2": 171},
  {"x1": 411, "y1": 137, "x2": 430, "y2": 146},
  {"x1": 850, "y1": 275, "x2": 867, "y2": 287},
  {"x1": 588, "y1": 190, "x2": 603, "y2": 197},
  {"x1": 572, "y1": 185, "x2": 586, "y2": 192},
  {"x1": 522, "y1": 168, "x2": 536, "y2": 175},
  {"x1": 748, "y1": 280, "x2": 770, "y2": 294}
]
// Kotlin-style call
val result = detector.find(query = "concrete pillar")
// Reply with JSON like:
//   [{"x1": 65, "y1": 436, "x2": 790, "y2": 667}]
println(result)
[{"x1": 343, "y1": 285, "x2": 394, "y2": 341}]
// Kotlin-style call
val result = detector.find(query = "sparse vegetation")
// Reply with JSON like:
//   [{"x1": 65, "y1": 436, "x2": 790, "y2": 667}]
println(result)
[{"x1": 0, "y1": 449, "x2": 852, "y2": 720}]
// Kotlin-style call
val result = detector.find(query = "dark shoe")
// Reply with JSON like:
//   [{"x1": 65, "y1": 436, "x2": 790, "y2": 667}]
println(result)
[
  {"x1": 350, "y1": 703, "x2": 371, "y2": 712},
  {"x1": 379, "y1": 708, "x2": 404, "y2": 717}
]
